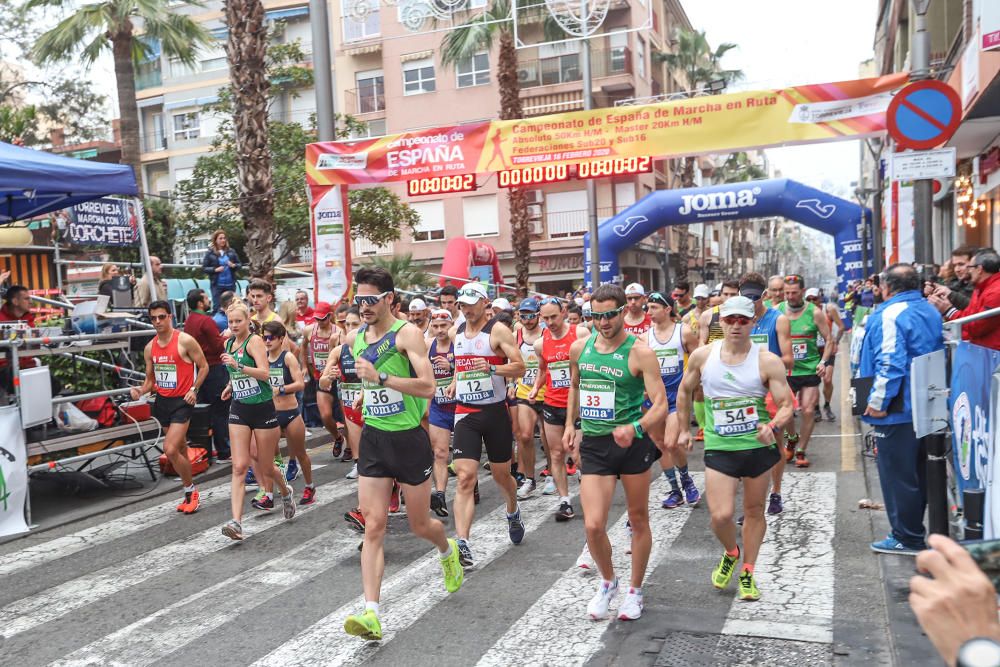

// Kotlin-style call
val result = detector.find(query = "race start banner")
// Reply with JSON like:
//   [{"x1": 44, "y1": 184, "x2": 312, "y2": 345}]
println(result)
[
  {"x1": 68, "y1": 197, "x2": 140, "y2": 246},
  {"x1": 950, "y1": 342, "x2": 1000, "y2": 498},
  {"x1": 306, "y1": 73, "x2": 909, "y2": 185},
  {"x1": 0, "y1": 405, "x2": 28, "y2": 537},
  {"x1": 308, "y1": 185, "x2": 352, "y2": 305}
]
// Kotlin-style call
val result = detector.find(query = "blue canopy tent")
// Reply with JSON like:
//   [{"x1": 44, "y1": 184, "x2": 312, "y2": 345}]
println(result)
[
  {"x1": 0, "y1": 141, "x2": 138, "y2": 223},
  {"x1": 584, "y1": 178, "x2": 872, "y2": 293}
]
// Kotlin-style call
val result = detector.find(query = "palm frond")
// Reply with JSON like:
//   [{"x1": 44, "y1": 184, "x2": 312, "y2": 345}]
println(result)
[
  {"x1": 32, "y1": 5, "x2": 110, "y2": 65},
  {"x1": 145, "y1": 12, "x2": 212, "y2": 65}
]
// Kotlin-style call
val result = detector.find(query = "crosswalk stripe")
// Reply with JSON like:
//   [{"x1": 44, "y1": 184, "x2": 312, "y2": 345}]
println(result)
[
  {"x1": 476, "y1": 475, "x2": 701, "y2": 667},
  {"x1": 252, "y1": 494, "x2": 571, "y2": 667},
  {"x1": 0, "y1": 476, "x2": 352, "y2": 639},
  {"x1": 721, "y1": 471, "x2": 837, "y2": 644}
]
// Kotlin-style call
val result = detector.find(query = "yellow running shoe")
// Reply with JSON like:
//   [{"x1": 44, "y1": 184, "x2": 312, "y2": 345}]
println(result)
[
  {"x1": 712, "y1": 549, "x2": 739, "y2": 589},
  {"x1": 344, "y1": 609, "x2": 382, "y2": 641},
  {"x1": 440, "y1": 538, "x2": 465, "y2": 593},
  {"x1": 738, "y1": 570, "x2": 761, "y2": 601}
]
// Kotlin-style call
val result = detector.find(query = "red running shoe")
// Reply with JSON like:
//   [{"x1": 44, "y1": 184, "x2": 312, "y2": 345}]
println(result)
[
  {"x1": 344, "y1": 507, "x2": 365, "y2": 532},
  {"x1": 182, "y1": 489, "x2": 200, "y2": 514},
  {"x1": 389, "y1": 482, "x2": 401, "y2": 513},
  {"x1": 300, "y1": 486, "x2": 316, "y2": 506}
]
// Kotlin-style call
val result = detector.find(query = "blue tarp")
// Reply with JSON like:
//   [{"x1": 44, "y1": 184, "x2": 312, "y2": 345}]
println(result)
[{"x1": 0, "y1": 141, "x2": 138, "y2": 223}]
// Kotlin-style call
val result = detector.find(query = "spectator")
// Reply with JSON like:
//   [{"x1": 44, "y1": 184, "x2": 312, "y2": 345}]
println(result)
[
  {"x1": 937, "y1": 259, "x2": 955, "y2": 285},
  {"x1": 408, "y1": 298, "x2": 429, "y2": 334},
  {"x1": 0, "y1": 285, "x2": 35, "y2": 325},
  {"x1": 202, "y1": 230, "x2": 241, "y2": 313},
  {"x1": 294, "y1": 290, "x2": 314, "y2": 330},
  {"x1": 334, "y1": 303, "x2": 350, "y2": 335},
  {"x1": 213, "y1": 290, "x2": 235, "y2": 333},
  {"x1": 860, "y1": 263, "x2": 944, "y2": 554},
  {"x1": 182, "y1": 288, "x2": 230, "y2": 460},
  {"x1": 277, "y1": 300, "x2": 301, "y2": 344},
  {"x1": 134, "y1": 256, "x2": 168, "y2": 309},
  {"x1": 945, "y1": 245, "x2": 979, "y2": 311},
  {"x1": 97, "y1": 263, "x2": 130, "y2": 299},
  {"x1": 931, "y1": 249, "x2": 1000, "y2": 350}
]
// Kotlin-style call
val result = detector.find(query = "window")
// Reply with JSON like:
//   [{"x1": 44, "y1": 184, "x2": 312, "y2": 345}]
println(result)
[
  {"x1": 409, "y1": 199, "x2": 445, "y2": 242},
  {"x1": 403, "y1": 57, "x2": 436, "y2": 95},
  {"x1": 200, "y1": 38, "x2": 227, "y2": 72},
  {"x1": 350, "y1": 118, "x2": 387, "y2": 139},
  {"x1": 343, "y1": 7, "x2": 380, "y2": 42},
  {"x1": 463, "y1": 194, "x2": 499, "y2": 237},
  {"x1": 636, "y1": 36, "x2": 646, "y2": 79},
  {"x1": 615, "y1": 182, "x2": 636, "y2": 212},
  {"x1": 355, "y1": 70, "x2": 385, "y2": 113},
  {"x1": 457, "y1": 52, "x2": 489, "y2": 88},
  {"x1": 168, "y1": 57, "x2": 197, "y2": 79},
  {"x1": 538, "y1": 41, "x2": 581, "y2": 85},
  {"x1": 545, "y1": 189, "x2": 588, "y2": 237},
  {"x1": 172, "y1": 112, "x2": 200, "y2": 140},
  {"x1": 174, "y1": 167, "x2": 194, "y2": 184},
  {"x1": 609, "y1": 32, "x2": 627, "y2": 73}
]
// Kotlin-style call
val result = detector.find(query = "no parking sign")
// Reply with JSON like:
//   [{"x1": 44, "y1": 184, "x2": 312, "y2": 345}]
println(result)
[{"x1": 886, "y1": 80, "x2": 962, "y2": 150}]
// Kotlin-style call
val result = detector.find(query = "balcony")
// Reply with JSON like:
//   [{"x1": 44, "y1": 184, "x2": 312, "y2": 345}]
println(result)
[
  {"x1": 135, "y1": 62, "x2": 162, "y2": 91},
  {"x1": 142, "y1": 130, "x2": 167, "y2": 153},
  {"x1": 354, "y1": 236, "x2": 392, "y2": 256},
  {"x1": 546, "y1": 206, "x2": 622, "y2": 239},
  {"x1": 518, "y1": 48, "x2": 631, "y2": 89},
  {"x1": 344, "y1": 87, "x2": 386, "y2": 115},
  {"x1": 342, "y1": 11, "x2": 380, "y2": 45}
]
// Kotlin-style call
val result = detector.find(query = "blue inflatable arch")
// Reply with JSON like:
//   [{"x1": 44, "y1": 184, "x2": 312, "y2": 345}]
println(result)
[{"x1": 584, "y1": 178, "x2": 872, "y2": 292}]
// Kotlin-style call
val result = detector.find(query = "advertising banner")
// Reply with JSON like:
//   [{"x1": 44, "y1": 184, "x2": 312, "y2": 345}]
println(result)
[
  {"x1": 0, "y1": 405, "x2": 28, "y2": 537},
  {"x1": 306, "y1": 73, "x2": 909, "y2": 186},
  {"x1": 68, "y1": 197, "x2": 139, "y2": 246},
  {"x1": 308, "y1": 185, "x2": 352, "y2": 306},
  {"x1": 985, "y1": 0, "x2": 1000, "y2": 51},
  {"x1": 950, "y1": 343, "x2": 1000, "y2": 497}
]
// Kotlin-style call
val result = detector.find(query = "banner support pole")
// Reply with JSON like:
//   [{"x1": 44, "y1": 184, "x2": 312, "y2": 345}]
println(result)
[{"x1": 580, "y1": 0, "x2": 600, "y2": 288}]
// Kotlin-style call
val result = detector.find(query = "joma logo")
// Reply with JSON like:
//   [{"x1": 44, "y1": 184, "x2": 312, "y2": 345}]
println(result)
[{"x1": 678, "y1": 187, "x2": 760, "y2": 216}]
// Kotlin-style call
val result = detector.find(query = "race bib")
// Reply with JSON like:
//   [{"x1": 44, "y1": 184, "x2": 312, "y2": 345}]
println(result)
[
  {"x1": 580, "y1": 378, "x2": 615, "y2": 421},
  {"x1": 232, "y1": 374, "x2": 262, "y2": 401},
  {"x1": 268, "y1": 368, "x2": 285, "y2": 391},
  {"x1": 456, "y1": 370, "x2": 495, "y2": 402},
  {"x1": 521, "y1": 359, "x2": 539, "y2": 386},
  {"x1": 435, "y1": 377, "x2": 455, "y2": 404},
  {"x1": 655, "y1": 348, "x2": 681, "y2": 377},
  {"x1": 549, "y1": 360, "x2": 571, "y2": 389},
  {"x1": 750, "y1": 333, "x2": 769, "y2": 346},
  {"x1": 792, "y1": 342, "x2": 808, "y2": 361},
  {"x1": 363, "y1": 381, "x2": 405, "y2": 416},
  {"x1": 340, "y1": 382, "x2": 362, "y2": 407},
  {"x1": 154, "y1": 363, "x2": 177, "y2": 390},
  {"x1": 711, "y1": 397, "x2": 760, "y2": 436},
  {"x1": 313, "y1": 352, "x2": 329, "y2": 372}
]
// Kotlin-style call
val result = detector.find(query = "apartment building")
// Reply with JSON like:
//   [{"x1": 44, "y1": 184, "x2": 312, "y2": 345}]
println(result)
[{"x1": 136, "y1": 0, "x2": 713, "y2": 292}]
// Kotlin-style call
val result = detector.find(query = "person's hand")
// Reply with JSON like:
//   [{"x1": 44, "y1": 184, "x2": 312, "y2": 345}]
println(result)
[
  {"x1": 0, "y1": 269, "x2": 10, "y2": 284},
  {"x1": 352, "y1": 394, "x2": 363, "y2": 412},
  {"x1": 933, "y1": 284, "x2": 952, "y2": 299},
  {"x1": 323, "y1": 364, "x2": 342, "y2": 382},
  {"x1": 227, "y1": 261, "x2": 235, "y2": 269},
  {"x1": 756, "y1": 423, "x2": 777, "y2": 446},
  {"x1": 432, "y1": 356, "x2": 450, "y2": 372},
  {"x1": 678, "y1": 428, "x2": 692, "y2": 452},
  {"x1": 319, "y1": 375, "x2": 332, "y2": 392},
  {"x1": 355, "y1": 357, "x2": 379, "y2": 382},
  {"x1": 612, "y1": 423, "x2": 636, "y2": 449},
  {"x1": 562, "y1": 424, "x2": 577, "y2": 456},
  {"x1": 184, "y1": 388, "x2": 197, "y2": 406},
  {"x1": 928, "y1": 293, "x2": 951, "y2": 314},
  {"x1": 910, "y1": 534, "x2": 1000, "y2": 667},
  {"x1": 221, "y1": 385, "x2": 232, "y2": 401},
  {"x1": 821, "y1": 364, "x2": 834, "y2": 383},
  {"x1": 527, "y1": 387, "x2": 538, "y2": 403},
  {"x1": 221, "y1": 353, "x2": 238, "y2": 369},
  {"x1": 215, "y1": 266, "x2": 225, "y2": 273},
  {"x1": 864, "y1": 405, "x2": 888, "y2": 418},
  {"x1": 130, "y1": 386, "x2": 142, "y2": 401},
  {"x1": 467, "y1": 357, "x2": 489, "y2": 373}
]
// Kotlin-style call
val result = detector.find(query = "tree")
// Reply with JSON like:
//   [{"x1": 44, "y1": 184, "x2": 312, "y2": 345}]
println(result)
[
  {"x1": 0, "y1": 76, "x2": 110, "y2": 146},
  {"x1": 367, "y1": 254, "x2": 433, "y2": 292},
  {"x1": 717, "y1": 152, "x2": 766, "y2": 276},
  {"x1": 440, "y1": 0, "x2": 531, "y2": 296},
  {"x1": 28, "y1": 0, "x2": 211, "y2": 195}
]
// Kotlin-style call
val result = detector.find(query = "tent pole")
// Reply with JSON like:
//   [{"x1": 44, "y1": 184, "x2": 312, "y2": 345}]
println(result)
[{"x1": 133, "y1": 198, "x2": 156, "y2": 304}]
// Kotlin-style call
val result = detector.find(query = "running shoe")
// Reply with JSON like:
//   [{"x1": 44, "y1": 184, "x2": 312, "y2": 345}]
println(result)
[
  {"x1": 736, "y1": 515, "x2": 744, "y2": 526},
  {"x1": 474, "y1": 481, "x2": 481, "y2": 505},
  {"x1": 301, "y1": 486, "x2": 316, "y2": 506},
  {"x1": 566, "y1": 460, "x2": 578, "y2": 477},
  {"x1": 244, "y1": 467, "x2": 257, "y2": 489},
  {"x1": 182, "y1": 489, "x2": 200, "y2": 515},
  {"x1": 542, "y1": 477, "x2": 557, "y2": 495},
  {"x1": 431, "y1": 490, "x2": 449, "y2": 517},
  {"x1": 587, "y1": 578, "x2": 619, "y2": 620},
  {"x1": 767, "y1": 493, "x2": 783, "y2": 515},
  {"x1": 346, "y1": 463, "x2": 359, "y2": 479},
  {"x1": 576, "y1": 543, "x2": 595, "y2": 570},
  {"x1": 222, "y1": 519, "x2": 243, "y2": 541},
  {"x1": 540, "y1": 468, "x2": 551, "y2": 477},
  {"x1": 176, "y1": 493, "x2": 190, "y2": 513},
  {"x1": 814, "y1": 406, "x2": 823, "y2": 422},
  {"x1": 285, "y1": 459, "x2": 300, "y2": 483},
  {"x1": 784, "y1": 434, "x2": 799, "y2": 462},
  {"x1": 512, "y1": 470, "x2": 526, "y2": 485},
  {"x1": 738, "y1": 570, "x2": 761, "y2": 601},
  {"x1": 483, "y1": 461, "x2": 491, "y2": 471},
  {"x1": 870, "y1": 536, "x2": 921, "y2": 554},
  {"x1": 694, "y1": 428, "x2": 704, "y2": 442},
  {"x1": 343, "y1": 609, "x2": 382, "y2": 641},
  {"x1": 661, "y1": 489, "x2": 683, "y2": 509},
  {"x1": 555, "y1": 500, "x2": 575, "y2": 522},
  {"x1": 618, "y1": 589, "x2": 643, "y2": 621},
  {"x1": 389, "y1": 482, "x2": 401, "y2": 514},
  {"x1": 440, "y1": 538, "x2": 465, "y2": 592},
  {"x1": 712, "y1": 548, "x2": 740, "y2": 589},
  {"x1": 448, "y1": 462, "x2": 457, "y2": 477},
  {"x1": 342, "y1": 447, "x2": 353, "y2": 463},
  {"x1": 281, "y1": 490, "x2": 296, "y2": 520},
  {"x1": 682, "y1": 475, "x2": 701, "y2": 506},
  {"x1": 252, "y1": 494, "x2": 274, "y2": 511},
  {"x1": 824, "y1": 404, "x2": 836, "y2": 421},
  {"x1": 794, "y1": 449, "x2": 810, "y2": 468},
  {"x1": 253, "y1": 487, "x2": 267, "y2": 503},
  {"x1": 332, "y1": 437, "x2": 344, "y2": 459},
  {"x1": 457, "y1": 539, "x2": 474, "y2": 567},
  {"x1": 508, "y1": 507, "x2": 526, "y2": 544},
  {"x1": 517, "y1": 478, "x2": 537, "y2": 500},
  {"x1": 344, "y1": 508, "x2": 365, "y2": 532}
]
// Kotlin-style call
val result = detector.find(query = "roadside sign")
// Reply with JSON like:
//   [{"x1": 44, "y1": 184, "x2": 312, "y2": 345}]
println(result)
[
  {"x1": 891, "y1": 147, "x2": 957, "y2": 181},
  {"x1": 886, "y1": 80, "x2": 962, "y2": 150}
]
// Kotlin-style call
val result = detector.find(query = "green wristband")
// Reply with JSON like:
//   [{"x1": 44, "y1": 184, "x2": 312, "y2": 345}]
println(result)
[{"x1": 633, "y1": 421, "x2": 644, "y2": 438}]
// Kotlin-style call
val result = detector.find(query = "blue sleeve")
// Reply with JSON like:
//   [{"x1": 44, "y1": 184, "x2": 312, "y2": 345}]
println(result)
[
  {"x1": 867, "y1": 311, "x2": 907, "y2": 411},
  {"x1": 230, "y1": 250, "x2": 242, "y2": 272}
]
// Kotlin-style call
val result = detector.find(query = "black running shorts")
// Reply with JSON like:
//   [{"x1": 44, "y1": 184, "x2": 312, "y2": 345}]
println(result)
[
  {"x1": 542, "y1": 404, "x2": 567, "y2": 427},
  {"x1": 516, "y1": 398, "x2": 543, "y2": 414},
  {"x1": 229, "y1": 399, "x2": 279, "y2": 430},
  {"x1": 787, "y1": 374, "x2": 821, "y2": 393},
  {"x1": 359, "y1": 424, "x2": 434, "y2": 486},
  {"x1": 452, "y1": 402, "x2": 513, "y2": 464},
  {"x1": 276, "y1": 408, "x2": 300, "y2": 429},
  {"x1": 579, "y1": 433, "x2": 660, "y2": 476},
  {"x1": 704, "y1": 446, "x2": 780, "y2": 479},
  {"x1": 152, "y1": 395, "x2": 193, "y2": 425}
]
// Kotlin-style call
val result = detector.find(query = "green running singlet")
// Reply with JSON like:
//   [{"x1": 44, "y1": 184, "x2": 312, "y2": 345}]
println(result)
[
  {"x1": 351, "y1": 319, "x2": 427, "y2": 431},
  {"x1": 225, "y1": 334, "x2": 273, "y2": 404},
  {"x1": 777, "y1": 301, "x2": 820, "y2": 376},
  {"x1": 577, "y1": 334, "x2": 644, "y2": 437}
]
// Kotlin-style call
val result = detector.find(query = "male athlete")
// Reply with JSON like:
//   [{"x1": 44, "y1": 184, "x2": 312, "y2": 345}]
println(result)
[
  {"x1": 623, "y1": 282, "x2": 651, "y2": 335},
  {"x1": 694, "y1": 280, "x2": 740, "y2": 441},
  {"x1": 342, "y1": 267, "x2": 463, "y2": 641},
  {"x1": 448, "y1": 282, "x2": 527, "y2": 567},
  {"x1": 677, "y1": 296, "x2": 795, "y2": 602},
  {"x1": 513, "y1": 298, "x2": 547, "y2": 499},
  {"x1": 763, "y1": 275, "x2": 785, "y2": 309},
  {"x1": 777, "y1": 275, "x2": 833, "y2": 467},
  {"x1": 806, "y1": 287, "x2": 844, "y2": 422},
  {"x1": 563, "y1": 284, "x2": 667, "y2": 620},
  {"x1": 302, "y1": 301, "x2": 346, "y2": 457},
  {"x1": 131, "y1": 300, "x2": 209, "y2": 514}
]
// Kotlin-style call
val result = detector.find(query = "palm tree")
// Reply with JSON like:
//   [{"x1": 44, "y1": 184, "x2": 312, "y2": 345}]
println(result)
[
  {"x1": 369, "y1": 253, "x2": 433, "y2": 291},
  {"x1": 223, "y1": 0, "x2": 275, "y2": 279},
  {"x1": 440, "y1": 0, "x2": 531, "y2": 296},
  {"x1": 29, "y1": 0, "x2": 211, "y2": 196}
]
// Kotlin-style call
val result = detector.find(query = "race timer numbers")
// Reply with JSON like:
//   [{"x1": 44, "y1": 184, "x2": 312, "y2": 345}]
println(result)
[
  {"x1": 406, "y1": 174, "x2": 477, "y2": 196},
  {"x1": 577, "y1": 156, "x2": 653, "y2": 179},
  {"x1": 497, "y1": 156, "x2": 653, "y2": 188},
  {"x1": 498, "y1": 164, "x2": 571, "y2": 188}
]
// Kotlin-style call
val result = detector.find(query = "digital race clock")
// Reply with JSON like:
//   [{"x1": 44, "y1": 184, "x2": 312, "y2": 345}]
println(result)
[
  {"x1": 497, "y1": 164, "x2": 571, "y2": 188},
  {"x1": 576, "y1": 156, "x2": 653, "y2": 179},
  {"x1": 406, "y1": 174, "x2": 478, "y2": 196}
]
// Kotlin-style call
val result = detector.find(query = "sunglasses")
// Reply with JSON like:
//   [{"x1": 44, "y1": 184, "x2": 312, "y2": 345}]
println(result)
[
  {"x1": 336, "y1": 318, "x2": 347, "y2": 324},
  {"x1": 459, "y1": 287, "x2": 484, "y2": 297},
  {"x1": 519, "y1": 312, "x2": 539, "y2": 320},
  {"x1": 784, "y1": 275, "x2": 804, "y2": 285},
  {"x1": 721, "y1": 315, "x2": 752, "y2": 325},
  {"x1": 262, "y1": 334, "x2": 278, "y2": 341},
  {"x1": 741, "y1": 292, "x2": 762, "y2": 302},
  {"x1": 591, "y1": 306, "x2": 624, "y2": 321},
  {"x1": 150, "y1": 314, "x2": 170, "y2": 321},
  {"x1": 647, "y1": 292, "x2": 672, "y2": 307},
  {"x1": 539, "y1": 297, "x2": 561, "y2": 306},
  {"x1": 431, "y1": 312, "x2": 453, "y2": 321},
  {"x1": 353, "y1": 291, "x2": 390, "y2": 307},
  {"x1": 626, "y1": 294, "x2": 644, "y2": 300}
]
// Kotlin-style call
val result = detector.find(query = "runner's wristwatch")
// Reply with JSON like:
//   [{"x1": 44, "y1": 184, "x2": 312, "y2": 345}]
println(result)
[
  {"x1": 378, "y1": 372, "x2": 388, "y2": 386},
  {"x1": 632, "y1": 421, "x2": 644, "y2": 438}
]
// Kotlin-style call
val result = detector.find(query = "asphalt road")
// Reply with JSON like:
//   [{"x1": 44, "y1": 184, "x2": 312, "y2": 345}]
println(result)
[{"x1": 0, "y1": 358, "x2": 936, "y2": 666}]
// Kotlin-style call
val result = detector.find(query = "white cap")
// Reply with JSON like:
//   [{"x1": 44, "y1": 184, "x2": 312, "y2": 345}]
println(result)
[
  {"x1": 457, "y1": 283, "x2": 489, "y2": 305},
  {"x1": 582, "y1": 302, "x2": 592, "y2": 314},
  {"x1": 574, "y1": 297, "x2": 584, "y2": 306},
  {"x1": 625, "y1": 282, "x2": 645, "y2": 296},
  {"x1": 719, "y1": 296, "x2": 755, "y2": 319},
  {"x1": 491, "y1": 297, "x2": 513, "y2": 311},
  {"x1": 408, "y1": 298, "x2": 428, "y2": 312},
  {"x1": 693, "y1": 283, "x2": 710, "y2": 299},
  {"x1": 805, "y1": 287, "x2": 820, "y2": 299},
  {"x1": 714, "y1": 283, "x2": 723, "y2": 292}
]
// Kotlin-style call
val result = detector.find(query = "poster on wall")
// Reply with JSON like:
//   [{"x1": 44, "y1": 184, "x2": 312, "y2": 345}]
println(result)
[
  {"x1": 68, "y1": 197, "x2": 139, "y2": 247},
  {"x1": 950, "y1": 343, "x2": 1000, "y2": 503},
  {"x1": 0, "y1": 405, "x2": 28, "y2": 537},
  {"x1": 308, "y1": 185, "x2": 352, "y2": 306}
]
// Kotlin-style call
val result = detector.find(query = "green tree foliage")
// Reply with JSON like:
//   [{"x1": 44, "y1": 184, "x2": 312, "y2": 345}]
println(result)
[{"x1": 367, "y1": 253, "x2": 433, "y2": 291}]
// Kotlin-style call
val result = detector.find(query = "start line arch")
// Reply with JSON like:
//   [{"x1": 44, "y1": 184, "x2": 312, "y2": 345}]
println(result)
[{"x1": 584, "y1": 178, "x2": 870, "y2": 292}]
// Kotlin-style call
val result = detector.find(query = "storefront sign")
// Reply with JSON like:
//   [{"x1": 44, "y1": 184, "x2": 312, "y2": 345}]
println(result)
[
  {"x1": 980, "y1": 146, "x2": 1000, "y2": 184},
  {"x1": 984, "y1": 1, "x2": 1000, "y2": 51},
  {"x1": 68, "y1": 197, "x2": 139, "y2": 247},
  {"x1": 890, "y1": 147, "x2": 956, "y2": 181},
  {"x1": 950, "y1": 343, "x2": 1000, "y2": 496},
  {"x1": 308, "y1": 185, "x2": 352, "y2": 305},
  {"x1": 0, "y1": 406, "x2": 28, "y2": 537},
  {"x1": 536, "y1": 254, "x2": 583, "y2": 272}
]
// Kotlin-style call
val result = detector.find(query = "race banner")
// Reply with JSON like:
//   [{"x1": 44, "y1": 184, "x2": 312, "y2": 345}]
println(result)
[
  {"x1": 308, "y1": 185, "x2": 352, "y2": 305},
  {"x1": 0, "y1": 405, "x2": 28, "y2": 537},
  {"x1": 68, "y1": 197, "x2": 139, "y2": 246},
  {"x1": 306, "y1": 73, "x2": 909, "y2": 186},
  {"x1": 950, "y1": 342, "x2": 1000, "y2": 497}
]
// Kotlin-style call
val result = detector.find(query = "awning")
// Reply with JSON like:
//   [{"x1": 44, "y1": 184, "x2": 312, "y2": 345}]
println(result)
[{"x1": 164, "y1": 96, "x2": 220, "y2": 110}]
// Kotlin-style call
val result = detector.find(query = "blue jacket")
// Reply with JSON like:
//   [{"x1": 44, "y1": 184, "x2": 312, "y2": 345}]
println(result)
[
  {"x1": 859, "y1": 290, "x2": 943, "y2": 425},
  {"x1": 202, "y1": 248, "x2": 241, "y2": 288}
]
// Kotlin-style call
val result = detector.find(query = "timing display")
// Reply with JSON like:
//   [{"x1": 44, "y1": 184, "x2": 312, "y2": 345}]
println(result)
[
  {"x1": 577, "y1": 156, "x2": 653, "y2": 179},
  {"x1": 406, "y1": 174, "x2": 477, "y2": 196},
  {"x1": 497, "y1": 164, "x2": 571, "y2": 188}
]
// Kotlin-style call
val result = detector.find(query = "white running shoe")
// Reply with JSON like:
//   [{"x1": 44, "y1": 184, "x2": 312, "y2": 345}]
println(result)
[
  {"x1": 542, "y1": 477, "x2": 557, "y2": 495},
  {"x1": 618, "y1": 589, "x2": 643, "y2": 620},
  {"x1": 517, "y1": 478, "x2": 536, "y2": 500},
  {"x1": 576, "y1": 543, "x2": 595, "y2": 570},
  {"x1": 345, "y1": 462, "x2": 358, "y2": 480},
  {"x1": 587, "y1": 578, "x2": 619, "y2": 620}
]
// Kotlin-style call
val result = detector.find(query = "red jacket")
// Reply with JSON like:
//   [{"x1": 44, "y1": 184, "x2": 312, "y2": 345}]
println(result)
[
  {"x1": 949, "y1": 271, "x2": 1000, "y2": 350},
  {"x1": 0, "y1": 303, "x2": 35, "y2": 326}
]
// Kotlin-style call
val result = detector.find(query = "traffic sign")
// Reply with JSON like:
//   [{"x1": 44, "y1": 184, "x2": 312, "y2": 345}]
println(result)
[
  {"x1": 886, "y1": 80, "x2": 962, "y2": 150},
  {"x1": 890, "y1": 147, "x2": 956, "y2": 181}
]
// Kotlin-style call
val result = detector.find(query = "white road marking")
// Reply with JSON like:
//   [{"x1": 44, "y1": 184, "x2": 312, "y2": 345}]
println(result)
[
  {"x1": 476, "y1": 475, "x2": 701, "y2": 667},
  {"x1": 721, "y1": 472, "x2": 837, "y2": 644}
]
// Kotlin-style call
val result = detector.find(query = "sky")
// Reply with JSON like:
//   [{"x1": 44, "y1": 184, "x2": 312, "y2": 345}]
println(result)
[{"x1": 684, "y1": 0, "x2": 879, "y2": 197}]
